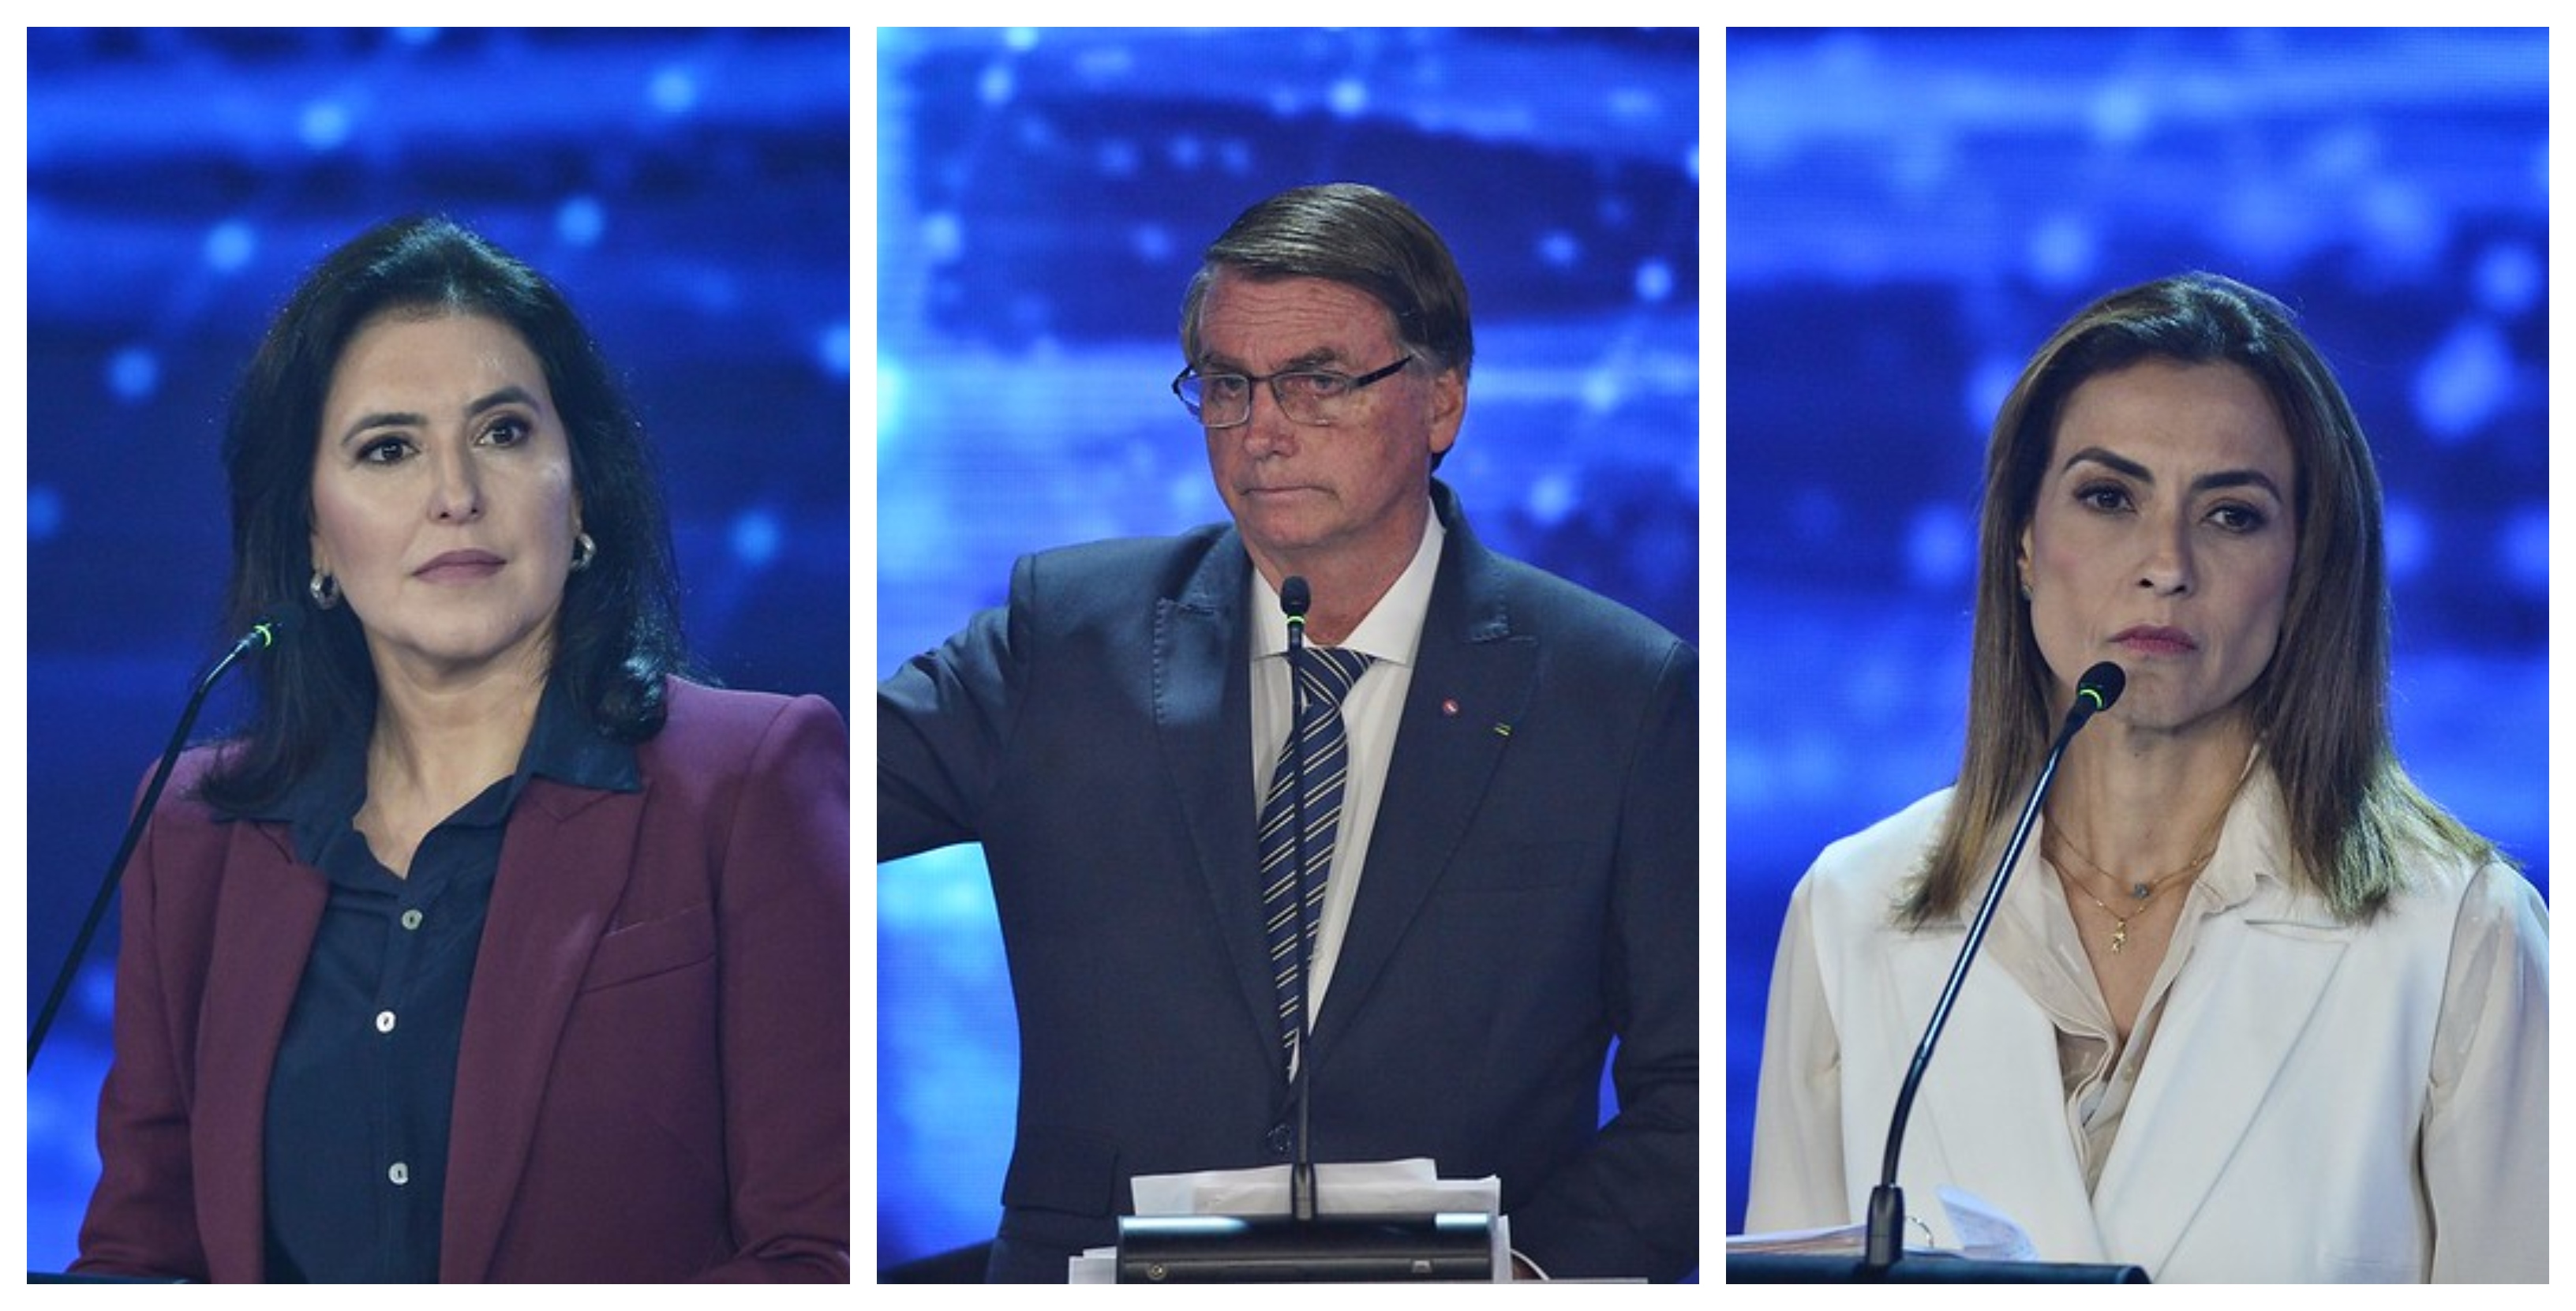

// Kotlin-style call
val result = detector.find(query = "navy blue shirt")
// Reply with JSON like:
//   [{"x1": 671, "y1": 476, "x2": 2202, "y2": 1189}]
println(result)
[{"x1": 253, "y1": 682, "x2": 638, "y2": 1283}]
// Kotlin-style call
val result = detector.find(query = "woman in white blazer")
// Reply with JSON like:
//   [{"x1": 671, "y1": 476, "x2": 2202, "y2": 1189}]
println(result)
[{"x1": 1746, "y1": 273, "x2": 2547, "y2": 1283}]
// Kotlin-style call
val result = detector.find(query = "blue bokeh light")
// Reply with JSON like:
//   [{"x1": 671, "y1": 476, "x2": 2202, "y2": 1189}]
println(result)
[
  {"x1": 2411, "y1": 317, "x2": 2513, "y2": 444},
  {"x1": 555, "y1": 195, "x2": 606, "y2": 248},
  {"x1": 298, "y1": 99, "x2": 352, "y2": 151},
  {"x1": 29, "y1": 484, "x2": 67, "y2": 541},
  {"x1": 203, "y1": 220, "x2": 256, "y2": 273},
  {"x1": 816, "y1": 322, "x2": 851, "y2": 379},
  {"x1": 1636, "y1": 259, "x2": 1674, "y2": 303},
  {"x1": 650, "y1": 66, "x2": 698, "y2": 115},
  {"x1": 2498, "y1": 504, "x2": 2548, "y2": 595},
  {"x1": 731, "y1": 508, "x2": 784, "y2": 569},
  {"x1": 2383, "y1": 496, "x2": 2430, "y2": 583},
  {"x1": 106, "y1": 346, "x2": 159, "y2": 403}
]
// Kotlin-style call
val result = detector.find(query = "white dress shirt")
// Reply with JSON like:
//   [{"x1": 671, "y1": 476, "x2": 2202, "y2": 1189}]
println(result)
[{"x1": 1246, "y1": 508, "x2": 1446, "y2": 1032}]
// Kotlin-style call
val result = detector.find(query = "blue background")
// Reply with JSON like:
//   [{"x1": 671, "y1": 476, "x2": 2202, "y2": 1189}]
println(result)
[
  {"x1": 21, "y1": 28, "x2": 852, "y2": 1275},
  {"x1": 1724, "y1": 28, "x2": 2548, "y2": 1238},
  {"x1": 875, "y1": 28, "x2": 1702, "y2": 1275},
  {"x1": 25, "y1": 24, "x2": 2535, "y2": 1283}
]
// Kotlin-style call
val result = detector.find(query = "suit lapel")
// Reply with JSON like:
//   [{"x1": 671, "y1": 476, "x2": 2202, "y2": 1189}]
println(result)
[
  {"x1": 192, "y1": 821, "x2": 327, "y2": 1283},
  {"x1": 1152, "y1": 538, "x2": 1279, "y2": 1069},
  {"x1": 438, "y1": 777, "x2": 646, "y2": 1283},
  {"x1": 2092, "y1": 887, "x2": 2349, "y2": 1272},
  {"x1": 1895, "y1": 924, "x2": 2109, "y2": 1260},
  {"x1": 1314, "y1": 510, "x2": 1537, "y2": 1049}
]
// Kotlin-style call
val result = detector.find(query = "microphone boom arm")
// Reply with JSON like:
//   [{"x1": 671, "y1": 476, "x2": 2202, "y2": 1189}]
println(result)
[
  {"x1": 28, "y1": 617, "x2": 290, "y2": 1070},
  {"x1": 1863, "y1": 662, "x2": 2124, "y2": 1267}
]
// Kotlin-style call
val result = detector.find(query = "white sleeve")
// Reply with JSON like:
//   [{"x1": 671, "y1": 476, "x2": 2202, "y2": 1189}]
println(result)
[{"x1": 2421, "y1": 862, "x2": 2548, "y2": 1283}]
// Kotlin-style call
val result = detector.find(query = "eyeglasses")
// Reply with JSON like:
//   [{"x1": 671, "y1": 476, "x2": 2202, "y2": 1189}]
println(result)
[{"x1": 1170, "y1": 355, "x2": 1413, "y2": 429}]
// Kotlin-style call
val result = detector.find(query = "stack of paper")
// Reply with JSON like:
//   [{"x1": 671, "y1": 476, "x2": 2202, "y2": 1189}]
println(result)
[
  {"x1": 1071, "y1": 1159, "x2": 1509, "y2": 1283},
  {"x1": 1725, "y1": 1186, "x2": 2039, "y2": 1262}
]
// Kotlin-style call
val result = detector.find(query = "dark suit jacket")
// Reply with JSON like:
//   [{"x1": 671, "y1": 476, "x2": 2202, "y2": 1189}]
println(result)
[
  {"x1": 879, "y1": 485, "x2": 1698, "y2": 1281},
  {"x1": 74, "y1": 679, "x2": 851, "y2": 1283}
]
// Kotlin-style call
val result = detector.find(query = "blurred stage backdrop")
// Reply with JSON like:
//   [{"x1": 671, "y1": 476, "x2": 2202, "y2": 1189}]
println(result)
[
  {"x1": 877, "y1": 28, "x2": 1701, "y2": 1275},
  {"x1": 1726, "y1": 29, "x2": 2547, "y2": 1236},
  {"x1": 22, "y1": 28, "x2": 852, "y2": 1273}
]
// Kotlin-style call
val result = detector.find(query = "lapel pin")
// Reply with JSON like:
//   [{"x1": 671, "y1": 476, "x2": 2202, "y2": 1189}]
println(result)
[
  {"x1": 1492, "y1": 723, "x2": 1512, "y2": 738},
  {"x1": 1440, "y1": 698, "x2": 1460, "y2": 717}
]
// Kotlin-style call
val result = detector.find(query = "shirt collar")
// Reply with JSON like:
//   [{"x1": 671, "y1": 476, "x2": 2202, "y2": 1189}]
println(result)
[
  {"x1": 2194, "y1": 747, "x2": 2287, "y2": 912},
  {"x1": 252, "y1": 675, "x2": 642, "y2": 833},
  {"x1": 1249, "y1": 503, "x2": 1446, "y2": 669}
]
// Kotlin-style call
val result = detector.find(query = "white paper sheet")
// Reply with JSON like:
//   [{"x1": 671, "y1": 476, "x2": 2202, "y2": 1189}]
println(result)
[
  {"x1": 1724, "y1": 1186, "x2": 2039, "y2": 1262},
  {"x1": 1069, "y1": 1158, "x2": 1511, "y2": 1282}
]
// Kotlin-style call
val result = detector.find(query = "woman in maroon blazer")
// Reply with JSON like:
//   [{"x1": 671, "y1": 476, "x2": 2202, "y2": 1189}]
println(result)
[{"x1": 72, "y1": 217, "x2": 849, "y2": 1283}]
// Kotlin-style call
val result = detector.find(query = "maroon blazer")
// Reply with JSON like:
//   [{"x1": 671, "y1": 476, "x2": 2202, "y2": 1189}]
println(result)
[{"x1": 73, "y1": 680, "x2": 850, "y2": 1283}]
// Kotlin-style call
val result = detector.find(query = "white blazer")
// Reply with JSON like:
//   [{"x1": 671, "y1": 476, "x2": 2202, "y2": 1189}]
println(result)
[{"x1": 1747, "y1": 779, "x2": 2548, "y2": 1283}]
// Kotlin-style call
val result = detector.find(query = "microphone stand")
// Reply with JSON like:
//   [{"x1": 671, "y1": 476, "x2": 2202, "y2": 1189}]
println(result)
[
  {"x1": 1281, "y1": 578, "x2": 1320, "y2": 1223},
  {"x1": 1862, "y1": 662, "x2": 2125, "y2": 1269},
  {"x1": 1106, "y1": 579, "x2": 1489, "y2": 1280},
  {"x1": 28, "y1": 616, "x2": 292, "y2": 1071}
]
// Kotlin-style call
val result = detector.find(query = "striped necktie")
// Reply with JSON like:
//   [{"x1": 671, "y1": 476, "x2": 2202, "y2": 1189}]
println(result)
[{"x1": 1256, "y1": 646, "x2": 1373, "y2": 1073}]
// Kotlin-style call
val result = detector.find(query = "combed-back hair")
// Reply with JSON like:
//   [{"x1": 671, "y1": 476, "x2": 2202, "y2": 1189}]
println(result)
[
  {"x1": 197, "y1": 215, "x2": 691, "y2": 815},
  {"x1": 1180, "y1": 181, "x2": 1473, "y2": 376},
  {"x1": 1178, "y1": 182, "x2": 1473, "y2": 466}
]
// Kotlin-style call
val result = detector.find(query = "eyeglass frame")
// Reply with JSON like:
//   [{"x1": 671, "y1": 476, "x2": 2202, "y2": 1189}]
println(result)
[{"x1": 1170, "y1": 354, "x2": 1414, "y2": 429}]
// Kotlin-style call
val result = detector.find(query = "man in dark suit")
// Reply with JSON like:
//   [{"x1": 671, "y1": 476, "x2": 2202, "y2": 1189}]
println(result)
[{"x1": 878, "y1": 182, "x2": 1697, "y2": 1282}]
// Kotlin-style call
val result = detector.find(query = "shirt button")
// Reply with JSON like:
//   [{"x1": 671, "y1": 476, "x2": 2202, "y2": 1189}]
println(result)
[
  {"x1": 401, "y1": 908, "x2": 425, "y2": 931},
  {"x1": 375, "y1": 1010, "x2": 397, "y2": 1034},
  {"x1": 388, "y1": 1162, "x2": 410, "y2": 1186},
  {"x1": 1265, "y1": 1124, "x2": 1294, "y2": 1157}
]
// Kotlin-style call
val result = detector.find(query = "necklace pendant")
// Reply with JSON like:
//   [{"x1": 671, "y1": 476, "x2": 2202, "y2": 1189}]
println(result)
[
  {"x1": 2109, "y1": 923, "x2": 2128, "y2": 953},
  {"x1": 2129, "y1": 882, "x2": 2151, "y2": 900}
]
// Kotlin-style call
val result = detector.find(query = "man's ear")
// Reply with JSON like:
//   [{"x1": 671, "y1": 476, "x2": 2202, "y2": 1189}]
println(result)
[{"x1": 1426, "y1": 368, "x2": 1466, "y2": 459}]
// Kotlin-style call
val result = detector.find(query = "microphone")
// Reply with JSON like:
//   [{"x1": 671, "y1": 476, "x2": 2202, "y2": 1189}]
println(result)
[
  {"x1": 27, "y1": 614, "x2": 298, "y2": 1070},
  {"x1": 222, "y1": 610, "x2": 296, "y2": 663},
  {"x1": 1108, "y1": 575, "x2": 1493, "y2": 1279},
  {"x1": 1277, "y1": 575, "x2": 1320, "y2": 1223},
  {"x1": 1862, "y1": 661, "x2": 2125, "y2": 1268}
]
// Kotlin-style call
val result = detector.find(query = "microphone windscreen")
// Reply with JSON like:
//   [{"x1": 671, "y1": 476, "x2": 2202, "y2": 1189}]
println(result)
[
  {"x1": 2077, "y1": 661, "x2": 2125, "y2": 711},
  {"x1": 1280, "y1": 575, "x2": 1311, "y2": 619}
]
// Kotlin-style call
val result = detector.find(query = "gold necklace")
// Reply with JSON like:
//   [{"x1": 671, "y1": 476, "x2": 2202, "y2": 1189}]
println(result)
[
  {"x1": 2052, "y1": 828, "x2": 2214, "y2": 902},
  {"x1": 2047, "y1": 745, "x2": 2260, "y2": 954},
  {"x1": 2046, "y1": 833, "x2": 2212, "y2": 954}
]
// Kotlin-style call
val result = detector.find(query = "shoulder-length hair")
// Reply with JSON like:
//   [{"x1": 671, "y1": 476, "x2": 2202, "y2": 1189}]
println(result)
[
  {"x1": 1908, "y1": 272, "x2": 2494, "y2": 926},
  {"x1": 197, "y1": 215, "x2": 689, "y2": 815}
]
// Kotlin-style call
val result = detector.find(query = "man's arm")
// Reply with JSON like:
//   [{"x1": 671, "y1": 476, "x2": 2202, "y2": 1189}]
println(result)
[
  {"x1": 1507, "y1": 639, "x2": 1698, "y2": 1281},
  {"x1": 878, "y1": 562, "x2": 1034, "y2": 862}
]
